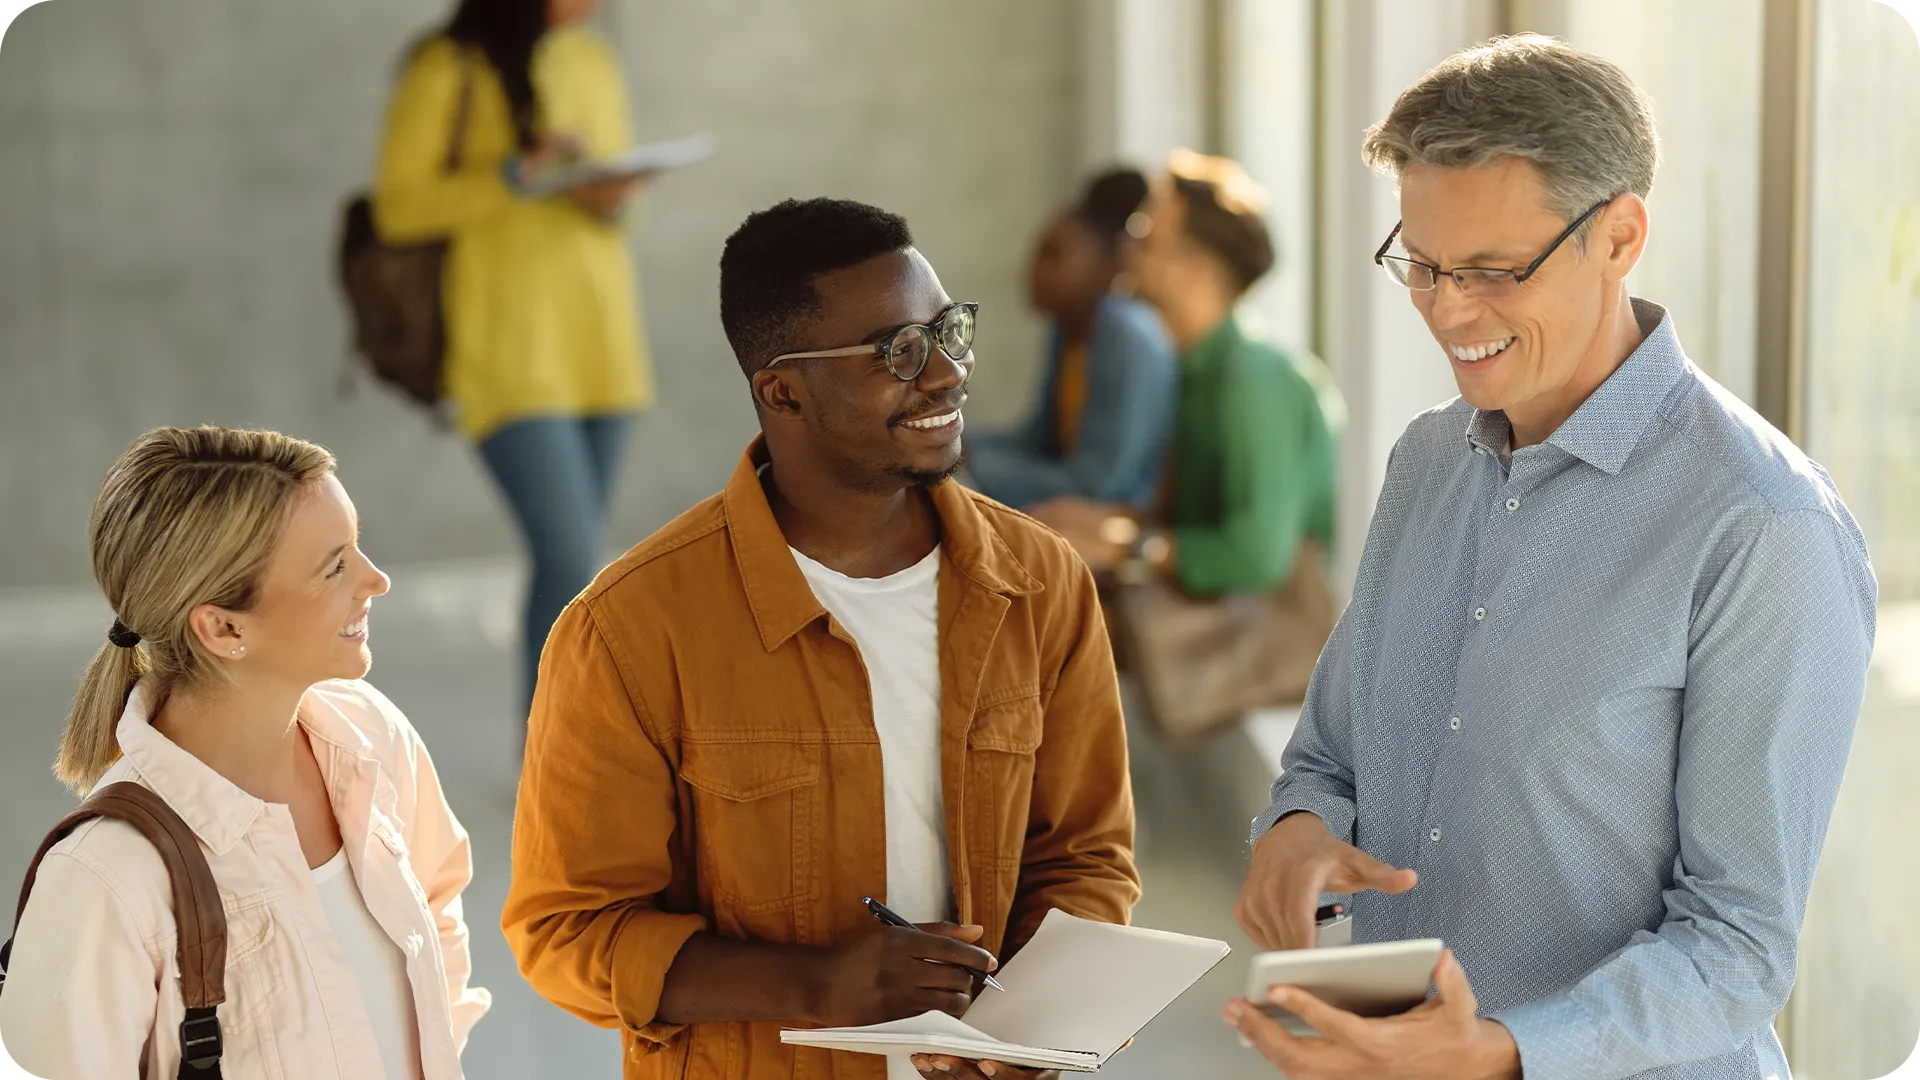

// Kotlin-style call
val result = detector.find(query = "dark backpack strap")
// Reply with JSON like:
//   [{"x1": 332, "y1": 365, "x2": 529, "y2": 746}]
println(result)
[{"x1": 2, "y1": 782, "x2": 228, "y2": 1079}]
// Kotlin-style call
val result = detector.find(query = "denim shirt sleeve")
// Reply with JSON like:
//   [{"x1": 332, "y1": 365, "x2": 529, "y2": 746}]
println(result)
[
  {"x1": 1251, "y1": 603, "x2": 1360, "y2": 846},
  {"x1": 1495, "y1": 507, "x2": 1875, "y2": 1080},
  {"x1": 967, "y1": 298, "x2": 1178, "y2": 509}
]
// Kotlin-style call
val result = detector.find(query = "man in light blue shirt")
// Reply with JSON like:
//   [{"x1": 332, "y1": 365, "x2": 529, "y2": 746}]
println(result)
[{"x1": 1227, "y1": 35, "x2": 1876, "y2": 1080}]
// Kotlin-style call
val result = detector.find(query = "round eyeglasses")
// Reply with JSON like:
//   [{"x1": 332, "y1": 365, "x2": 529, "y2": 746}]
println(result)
[
  {"x1": 1373, "y1": 197, "x2": 1617, "y2": 298},
  {"x1": 765, "y1": 302, "x2": 978, "y2": 382}
]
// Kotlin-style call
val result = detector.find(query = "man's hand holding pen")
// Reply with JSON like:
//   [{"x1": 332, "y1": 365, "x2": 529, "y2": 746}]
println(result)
[{"x1": 808, "y1": 919, "x2": 1001, "y2": 1027}]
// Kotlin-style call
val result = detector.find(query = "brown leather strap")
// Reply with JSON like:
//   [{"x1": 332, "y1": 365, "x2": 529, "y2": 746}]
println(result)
[{"x1": 5, "y1": 781, "x2": 227, "y2": 1009}]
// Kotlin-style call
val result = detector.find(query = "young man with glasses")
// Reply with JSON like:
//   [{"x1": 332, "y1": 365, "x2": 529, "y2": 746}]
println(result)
[
  {"x1": 1226, "y1": 36, "x2": 1875, "y2": 1080},
  {"x1": 503, "y1": 197, "x2": 1139, "y2": 1080}
]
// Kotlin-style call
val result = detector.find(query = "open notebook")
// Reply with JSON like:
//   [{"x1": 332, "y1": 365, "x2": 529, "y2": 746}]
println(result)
[{"x1": 780, "y1": 910, "x2": 1231, "y2": 1072}]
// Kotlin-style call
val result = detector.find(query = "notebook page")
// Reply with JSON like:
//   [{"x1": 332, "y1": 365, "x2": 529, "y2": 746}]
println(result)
[{"x1": 960, "y1": 911, "x2": 1231, "y2": 1059}]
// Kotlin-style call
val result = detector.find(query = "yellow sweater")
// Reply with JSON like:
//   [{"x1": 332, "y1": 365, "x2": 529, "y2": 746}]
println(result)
[{"x1": 373, "y1": 29, "x2": 653, "y2": 440}]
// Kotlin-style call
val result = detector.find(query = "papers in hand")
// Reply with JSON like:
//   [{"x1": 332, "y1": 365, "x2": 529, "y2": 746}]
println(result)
[
  {"x1": 780, "y1": 910, "x2": 1231, "y2": 1072},
  {"x1": 518, "y1": 133, "x2": 714, "y2": 197}
]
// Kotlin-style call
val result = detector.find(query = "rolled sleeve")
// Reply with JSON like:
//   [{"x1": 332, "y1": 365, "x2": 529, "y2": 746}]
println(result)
[{"x1": 503, "y1": 599, "x2": 710, "y2": 1048}]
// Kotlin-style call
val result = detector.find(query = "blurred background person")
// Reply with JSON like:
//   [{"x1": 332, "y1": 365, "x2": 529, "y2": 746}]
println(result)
[
  {"x1": 965, "y1": 168, "x2": 1177, "y2": 510},
  {"x1": 372, "y1": 0, "x2": 653, "y2": 717},
  {"x1": 1070, "y1": 150, "x2": 1342, "y2": 596},
  {"x1": 1034, "y1": 152, "x2": 1344, "y2": 742},
  {"x1": 0, "y1": 427, "x2": 489, "y2": 1079}
]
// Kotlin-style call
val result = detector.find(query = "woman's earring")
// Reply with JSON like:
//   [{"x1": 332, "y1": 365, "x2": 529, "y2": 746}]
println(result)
[{"x1": 231, "y1": 645, "x2": 245, "y2": 658}]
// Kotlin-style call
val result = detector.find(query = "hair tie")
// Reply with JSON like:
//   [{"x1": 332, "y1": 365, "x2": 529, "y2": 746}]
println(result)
[{"x1": 107, "y1": 620, "x2": 142, "y2": 649}]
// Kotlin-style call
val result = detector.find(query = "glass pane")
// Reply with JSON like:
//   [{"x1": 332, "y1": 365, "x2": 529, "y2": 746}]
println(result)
[
  {"x1": 1545, "y1": 0, "x2": 1766, "y2": 403},
  {"x1": 1791, "y1": 2, "x2": 1920, "y2": 1077}
]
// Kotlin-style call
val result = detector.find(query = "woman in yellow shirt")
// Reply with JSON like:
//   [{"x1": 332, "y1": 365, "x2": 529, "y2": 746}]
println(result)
[{"x1": 373, "y1": 0, "x2": 653, "y2": 713}]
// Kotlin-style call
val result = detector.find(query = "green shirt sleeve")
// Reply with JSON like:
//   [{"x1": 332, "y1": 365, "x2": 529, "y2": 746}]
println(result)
[{"x1": 1173, "y1": 347, "x2": 1336, "y2": 594}]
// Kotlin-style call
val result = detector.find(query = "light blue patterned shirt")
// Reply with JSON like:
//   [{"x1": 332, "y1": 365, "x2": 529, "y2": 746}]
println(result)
[{"x1": 1253, "y1": 300, "x2": 1876, "y2": 1080}]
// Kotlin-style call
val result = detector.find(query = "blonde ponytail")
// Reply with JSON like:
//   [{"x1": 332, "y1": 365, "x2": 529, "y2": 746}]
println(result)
[
  {"x1": 57, "y1": 639, "x2": 153, "y2": 792},
  {"x1": 54, "y1": 426, "x2": 336, "y2": 794}
]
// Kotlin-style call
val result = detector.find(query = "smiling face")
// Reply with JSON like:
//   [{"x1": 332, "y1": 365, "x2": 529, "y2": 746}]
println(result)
[
  {"x1": 1396, "y1": 157, "x2": 1643, "y2": 441},
  {"x1": 754, "y1": 248, "x2": 974, "y2": 493},
  {"x1": 194, "y1": 475, "x2": 391, "y2": 691}
]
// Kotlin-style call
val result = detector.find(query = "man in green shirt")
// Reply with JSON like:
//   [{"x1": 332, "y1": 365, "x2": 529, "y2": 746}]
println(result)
[{"x1": 1034, "y1": 150, "x2": 1342, "y2": 595}]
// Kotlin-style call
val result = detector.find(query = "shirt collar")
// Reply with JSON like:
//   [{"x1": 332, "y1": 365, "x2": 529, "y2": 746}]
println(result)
[
  {"x1": 112, "y1": 676, "x2": 386, "y2": 856},
  {"x1": 1465, "y1": 298, "x2": 1688, "y2": 476},
  {"x1": 722, "y1": 436, "x2": 1042, "y2": 653}
]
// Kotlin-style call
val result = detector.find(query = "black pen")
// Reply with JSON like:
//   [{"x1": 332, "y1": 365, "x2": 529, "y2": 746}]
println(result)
[{"x1": 864, "y1": 896, "x2": 1007, "y2": 992}]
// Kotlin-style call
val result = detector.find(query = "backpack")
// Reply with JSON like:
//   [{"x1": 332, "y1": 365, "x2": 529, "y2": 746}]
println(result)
[
  {"x1": 334, "y1": 62, "x2": 475, "y2": 414},
  {"x1": 2, "y1": 782, "x2": 230, "y2": 1078}
]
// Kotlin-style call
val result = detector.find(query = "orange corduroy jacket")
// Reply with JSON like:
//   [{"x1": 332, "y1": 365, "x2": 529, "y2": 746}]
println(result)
[{"x1": 503, "y1": 438, "x2": 1141, "y2": 1079}]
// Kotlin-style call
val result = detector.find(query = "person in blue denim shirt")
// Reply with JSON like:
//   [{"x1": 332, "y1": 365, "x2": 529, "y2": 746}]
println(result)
[{"x1": 966, "y1": 169, "x2": 1177, "y2": 509}]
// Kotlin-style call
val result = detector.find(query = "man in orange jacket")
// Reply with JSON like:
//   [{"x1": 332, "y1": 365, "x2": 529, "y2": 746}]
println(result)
[{"x1": 503, "y1": 197, "x2": 1141, "y2": 1080}]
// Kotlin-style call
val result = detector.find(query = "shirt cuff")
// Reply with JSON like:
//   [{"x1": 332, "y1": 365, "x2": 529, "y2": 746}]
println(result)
[
  {"x1": 610, "y1": 910, "x2": 709, "y2": 1048},
  {"x1": 1493, "y1": 992, "x2": 1598, "y2": 1080},
  {"x1": 1251, "y1": 785, "x2": 1356, "y2": 847}
]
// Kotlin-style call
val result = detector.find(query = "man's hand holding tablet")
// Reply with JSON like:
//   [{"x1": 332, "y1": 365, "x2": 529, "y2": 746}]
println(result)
[
  {"x1": 1224, "y1": 946, "x2": 1520, "y2": 1079},
  {"x1": 1228, "y1": 813, "x2": 1519, "y2": 1078}
]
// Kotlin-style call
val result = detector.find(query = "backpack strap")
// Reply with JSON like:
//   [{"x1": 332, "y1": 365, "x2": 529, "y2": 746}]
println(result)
[{"x1": 1, "y1": 781, "x2": 229, "y2": 1079}]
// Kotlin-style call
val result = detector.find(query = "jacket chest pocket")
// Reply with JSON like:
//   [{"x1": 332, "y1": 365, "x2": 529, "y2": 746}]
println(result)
[
  {"x1": 964, "y1": 688, "x2": 1044, "y2": 924},
  {"x1": 680, "y1": 741, "x2": 821, "y2": 914},
  {"x1": 192, "y1": 893, "x2": 287, "y2": 1080}
]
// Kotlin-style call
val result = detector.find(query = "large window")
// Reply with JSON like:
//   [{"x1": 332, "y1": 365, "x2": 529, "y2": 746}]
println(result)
[{"x1": 1787, "y1": 2, "x2": 1920, "y2": 1076}]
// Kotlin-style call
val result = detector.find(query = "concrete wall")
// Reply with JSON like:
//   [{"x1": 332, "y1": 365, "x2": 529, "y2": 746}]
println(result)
[{"x1": 0, "y1": 0, "x2": 1077, "y2": 589}]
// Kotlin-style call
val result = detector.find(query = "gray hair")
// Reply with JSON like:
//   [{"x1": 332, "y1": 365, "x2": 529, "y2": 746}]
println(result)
[{"x1": 1362, "y1": 34, "x2": 1660, "y2": 246}]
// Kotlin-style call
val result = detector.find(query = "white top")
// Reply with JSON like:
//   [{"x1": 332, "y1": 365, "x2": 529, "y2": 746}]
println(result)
[
  {"x1": 790, "y1": 545, "x2": 952, "y2": 924},
  {"x1": 792, "y1": 545, "x2": 951, "y2": 1080},
  {"x1": 313, "y1": 849, "x2": 426, "y2": 1080}
]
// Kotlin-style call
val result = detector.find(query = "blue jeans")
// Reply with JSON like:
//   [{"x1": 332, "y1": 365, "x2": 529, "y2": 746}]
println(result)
[{"x1": 477, "y1": 413, "x2": 634, "y2": 716}]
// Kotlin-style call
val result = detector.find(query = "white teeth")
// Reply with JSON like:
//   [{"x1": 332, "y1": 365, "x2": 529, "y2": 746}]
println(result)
[
  {"x1": 340, "y1": 616, "x2": 367, "y2": 637},
  {"x1": 903, "y1": 411, "x2": 958, "y2": 430},
  {"x1": 1451, "y1": 338, "x2": 1514, "y2": 363}
]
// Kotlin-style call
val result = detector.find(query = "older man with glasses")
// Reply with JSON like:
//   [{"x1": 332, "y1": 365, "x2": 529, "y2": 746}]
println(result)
[{"x1": 1227, "y1": 34, "x2": 1876, "y2": 1080}]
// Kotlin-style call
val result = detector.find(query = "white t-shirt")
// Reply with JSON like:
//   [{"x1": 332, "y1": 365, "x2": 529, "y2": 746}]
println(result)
[
  {"x1": 312, "y1": 850, "x2": 425, "y2": 1080},
  {"x1": 790, "y1": 545, "x2": 952, "y2": 925}
]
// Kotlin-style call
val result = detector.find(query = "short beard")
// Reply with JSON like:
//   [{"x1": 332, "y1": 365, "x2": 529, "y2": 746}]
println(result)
[{"x1": 891, "y1": 456, "x2": 964, "y2": 489}]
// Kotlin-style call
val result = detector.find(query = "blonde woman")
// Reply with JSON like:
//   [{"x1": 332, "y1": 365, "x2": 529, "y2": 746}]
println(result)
[{"x1": 0, "y1": 427, "x2": 490, "y2": 1079}]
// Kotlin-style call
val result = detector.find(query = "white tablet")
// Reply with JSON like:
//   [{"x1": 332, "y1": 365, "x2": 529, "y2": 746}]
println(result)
[{"x1": 1245, "y1": 939, "x2": 1444, "y2": 1036}]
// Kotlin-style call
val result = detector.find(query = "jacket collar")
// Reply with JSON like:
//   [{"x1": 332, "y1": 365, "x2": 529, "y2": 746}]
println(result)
[
  {"x1": 1466, "y1": 298, "x2": 1688, "y2": 475},
  {"x1": 723, "y1": 437, "x2": 1042, "y2": 653},
  {"x1": 113, "y1": 676, "x2": 384, "y2": 856}
]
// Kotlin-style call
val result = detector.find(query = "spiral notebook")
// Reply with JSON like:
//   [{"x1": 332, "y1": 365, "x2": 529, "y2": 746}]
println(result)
[{"x1": 780, "y1": 910, "x2": 1231, "y2": 1072}]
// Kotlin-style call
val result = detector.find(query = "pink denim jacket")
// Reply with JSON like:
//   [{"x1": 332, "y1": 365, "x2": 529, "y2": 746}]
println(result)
[{"x1": 0, "y1": 677, "x2": 490, "y2": 1078}]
